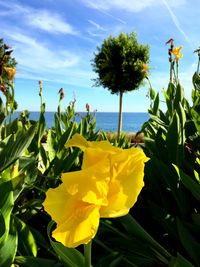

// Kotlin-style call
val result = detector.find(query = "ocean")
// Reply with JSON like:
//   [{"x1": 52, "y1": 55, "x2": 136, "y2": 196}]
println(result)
[{"x1": 15, "y1": 112, "x2": 149, "y2": 133}]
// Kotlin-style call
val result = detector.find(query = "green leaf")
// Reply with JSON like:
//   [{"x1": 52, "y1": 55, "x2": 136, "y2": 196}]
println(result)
[
  {"x1": 96, "y1": 252, "x2": 124, "y2": 267},
  {"x1": 0, "y1": 180, "x2": 14, "y2": 244},
  {"x1": 0, "y1": 125, "x2": 36, "y2": 172},
  {"x1": 174, "y1": 83, "x2": 184, "y2": 109},
  {"x1": 57, "y1": 123, "x2": 75, "y2": 153},
  {"x1": 176, "y1": 102, "x2": 186, "y2": 144},
  {"x1": 150, "y1": 87, "x2": 156, "y2": 100},
  {"x1": 0, "y1": 211, "x2": 6, "y2": 245},
  {"x1": 169, "y1": 253, "x2": 194, "y2": 267},
  {"x1": 173, "y1": 165, "x2": 200, "y2": 201},
  {"x1": 149, "y1": 114, "x2": 168, "y2": 129},
  {"x1": 36, "y1": 109, "x2": 46, "y2": 147},
  {"x1": 191, "y1": 108, "x2": 200, "y2": 135},
  {"x1": 14, "y1": 217, "x2": 37, "y2": 256},
  {"x1": 47, "y1": 221, "x2": 85, "y2": 267},
  {"x1": 192, "y1": 72, "x2": 200, "y2": 92},
  {"x1": 47, "y1": 129, "x2": 56, "y2": 161},
  {"x1": 118, "y1": 214, "x2": 171, "y2": 264},
  {"x1": 14, "y1": 256, "x2": 62, "y2": 267},
  {"x1": 0, "y1": 218, "x2": 18, "y2": 267},
  {"x1": 177, "y1": 218, "x2": 200, "y2": 265},
  {"x1": 166, "y1": 111, "x2": 184, "y2": 165},
  {"x1": 54, "y1": 113, "x2": 62, "y2": 139},
  {"x1": 152, "y1": 93, "x2": 159, "y2": 115}
]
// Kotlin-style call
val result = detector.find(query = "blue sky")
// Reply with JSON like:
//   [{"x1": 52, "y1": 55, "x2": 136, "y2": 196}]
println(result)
[{"x1": 1, "y1": 0, "x2": 199, "y2": 112}]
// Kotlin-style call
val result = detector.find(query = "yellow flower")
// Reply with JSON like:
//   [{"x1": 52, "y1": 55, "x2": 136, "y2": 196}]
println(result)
[
  {"x1": 3, "y1": 67, "x2": 16, "y2": 79},
  {"x1": 43, "y1": 134, "x2": 149, "y2": 248},
  {"x1": 172, "y1": 46, "x2": 183, "y2": 62},
  {"x1": 142, "y1": 63, "x2": 148, "y2": 76}
]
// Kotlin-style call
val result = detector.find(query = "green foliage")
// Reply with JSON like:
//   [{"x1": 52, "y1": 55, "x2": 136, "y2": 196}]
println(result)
[
  {"x1": 92, "y1": 32, "x2": 149, "y2": 95},
  {"x1": 135, "y1": 44, "x2": 200, "y2": 266},
  {"x1": 92, "y1": 32, "x2": 149, "y2": 136},
  {"x1": 1, "y1": 36, "x2": 200, "y2": 267}
]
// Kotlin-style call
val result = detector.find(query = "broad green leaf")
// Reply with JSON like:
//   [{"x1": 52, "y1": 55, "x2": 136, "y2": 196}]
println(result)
[
  {"x1": 163, "y1": 89, "x2": 173, "y2": 116},
  {"x1": 166, "y1": 111, "x2": 184, "y2": 165},
  {"x1": 149, "y1": 114, "x2": 168, "y2": 129},
  {"x1": 191, "y1": 108, "x2": 200, "y2": 135},
  {"x1": 47, "y1": 129, "x2": 56, "y2": 161},
  {"x1": 169, "y1": 253, "x2": 194, "y2": 267},
  {"x1": 174, "y1": 83, "x2": 184, "y2": 109},
  {"x1": 150, "y1": 86, "x2": 156, "y2": 100},
  {"x1": 153, "y1": 93, "x2": 159, "y2": 115},
  {"x1": 0, "y1": 180, "x2": 14, "y2": 244},
  {"x1": 57, "y1": 123, "x2": 75, "y2": 153},
  {"x1": 47, "y1": 221, "x2": 84, "y2": 267},
  {"x1": 14, "y1": 256, "x2": 62, "y2": 267},
  {"x1": 0, "y1": 219, "x2": 18, "y2": 267},
  {"x1": 0, "y1": 125, "x2": 36, "y2": 172},
  {"x1": 118, "y1": 214, "x2": 171, "y2": 264},
  {"x1": 177, "y1": 218, "x2": 200, "y2": 265},
  {"x1": 54, "y1": 113, "x2": 62, "y2": 139},
  {"x1": 39, "y1": 144, "x2": 48, "y2": 169},
  {"x1": 14, "y1": 217, "x2": 37, "y2": 256},
  {"x1": 176, "y1": 102, "x2": 186, "y2": 144},
  {"x1": 36, "y1": 108, "x2": 46, "y2": 147},
  {"x1": 96, "y1": 252, "x2": 124, "y2": 267},
  {"x1": 192, "y1": 72, "x2": 200, "y2": 92},
  {"x1": 0, "y1": 211, "x2": 5, "y2": 245},
  {"x1": 173, "y1": 165, "x2": 200, "y2": 201},
  {"x1": 167, "y1": 82, "x2": 176, "y2": 99}
]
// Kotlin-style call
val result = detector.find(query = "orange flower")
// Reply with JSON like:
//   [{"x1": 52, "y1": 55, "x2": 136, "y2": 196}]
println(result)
[
  {"x1": 3, "y1": 67, "x2": 16, "y2": 79},
  {"x1": 142, "y1": 63, "x2": 148, "y2": 76}
]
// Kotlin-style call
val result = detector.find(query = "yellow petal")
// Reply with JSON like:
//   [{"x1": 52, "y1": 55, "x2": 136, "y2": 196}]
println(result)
[
  {"x1": 52, "y1": 201, "x2": 100, "y2": 248},
  {"x1": 65, "y1": 133, "x2": 89, "y2": 151},
  {"x1": 82, "y1": 147, "x2": 110, "y2": 169},
  {"x1": 89, "y1": 140, "x2": 120, "y2": 153},
  {"x1": 100, "y1": 148, "x2": 149, "y2": 218},
  {"x1": 43, "y1": 183, "x2": 69, "y2": 223},
  {"x1": 62, "y1": 157, "x2": 110, "y2": 206},
  {"x1": 66, "y1": 133, "x2": 120, "y2": 153}
]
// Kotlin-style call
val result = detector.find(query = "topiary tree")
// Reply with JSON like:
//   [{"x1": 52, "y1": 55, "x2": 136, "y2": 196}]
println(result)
[{"x1": 92, "y1": 32, "x2": 149, "y2": 137}]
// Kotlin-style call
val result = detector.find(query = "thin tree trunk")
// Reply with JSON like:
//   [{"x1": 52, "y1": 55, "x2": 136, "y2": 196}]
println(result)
[{"x1": 117, "y1": 91, "x2": 123, "y2": 139}]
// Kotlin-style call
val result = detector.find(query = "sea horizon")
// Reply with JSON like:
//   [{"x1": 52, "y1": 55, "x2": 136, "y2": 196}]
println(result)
[{"x1": 14, "y1": 111, "x2": 149, "y2": 133}]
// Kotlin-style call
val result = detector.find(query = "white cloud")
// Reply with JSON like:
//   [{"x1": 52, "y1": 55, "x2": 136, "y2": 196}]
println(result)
[
  {"x1": 88, "y1": 20, "x2": 105, "y2": 30},
  {"x1": 81, "y1": 0, "x2": 186, "y2": 12},
  {"x1": 162, "y1": 0, "x2": 192, "y2": 47},
  {"x1": 27, "y1": 10, "x2": 77, "y2": 35},
  {"x1": 0, "y1": 0, "x2": 77, "y2": 35},
  {"x1": 3, "y1": 31, "x2": 79, "y2": 74}
]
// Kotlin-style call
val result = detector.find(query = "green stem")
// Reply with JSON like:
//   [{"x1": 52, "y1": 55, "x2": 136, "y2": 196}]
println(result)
[
  {"x1": 170, "y1": 61, "x2": 173, "y2": 83},
  {"x1": 176, "y1": 61, "x2": 179, "y2": 82},
  {"x1": 84, "y1": 241, "x2": 92, "y2": 267}
]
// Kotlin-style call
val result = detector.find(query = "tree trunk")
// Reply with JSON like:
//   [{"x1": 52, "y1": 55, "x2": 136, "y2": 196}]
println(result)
[{"x1": 117, "y1": 91, "x2": 123, "y2": 139}]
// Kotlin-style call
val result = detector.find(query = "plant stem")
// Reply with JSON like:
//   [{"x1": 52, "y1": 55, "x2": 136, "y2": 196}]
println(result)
[
  {"x1": 117, "y1": 91, "x2": 123, "y2": 140},
  {"x1": 84, "y1": 241, "x2": 92, "y2": 267}
]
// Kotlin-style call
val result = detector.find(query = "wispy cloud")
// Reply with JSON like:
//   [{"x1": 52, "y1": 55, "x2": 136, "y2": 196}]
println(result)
[
  {"x1": 88, "y1": 20, "x2": 105, "y2": 30},
  {"x1": 3, "y1": 30, "x2": 79, "y2": 76},
  {"x1": 87, "y1": 19, "x2": 107, "y2": 38},
  {"x1": 81, "y1": 0, "x2": 162, "y2": 12},
  {"x1": 0, "y1": 0, "x2": 77, "y2": 35},
  {"x1": 27, "y1": 10, "x2": 77, "y2": 35},
  {"x1": 162, "y1": 0, "x2": 192, "y2": 47}
]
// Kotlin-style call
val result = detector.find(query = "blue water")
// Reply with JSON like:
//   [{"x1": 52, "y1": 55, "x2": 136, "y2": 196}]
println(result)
[{"x1": 15, "y1": 112, "x2": 149, "y2": 132}]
